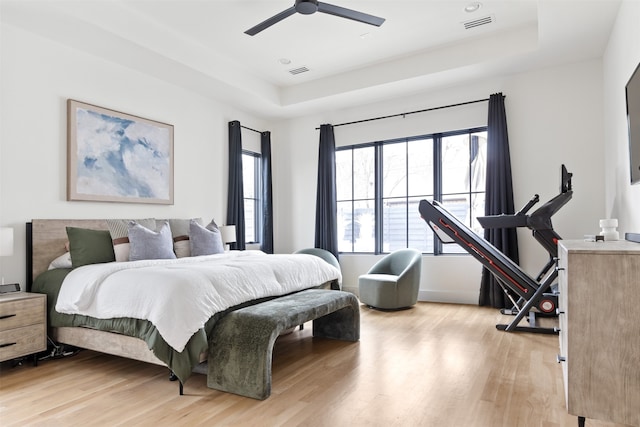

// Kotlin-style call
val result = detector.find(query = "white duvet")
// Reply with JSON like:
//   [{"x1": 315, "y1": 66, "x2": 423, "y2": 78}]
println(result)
[{"x1": 55, "y1": 250, "x2": 341, "y2": 352}]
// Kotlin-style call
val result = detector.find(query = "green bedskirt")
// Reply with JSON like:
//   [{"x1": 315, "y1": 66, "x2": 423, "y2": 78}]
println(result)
[
  {"x1": 33, "y1": 269, "x2": 335, "y2": 384},
  {"x1": 33, "y1": 269, "x2": 219, "y2": 384}
]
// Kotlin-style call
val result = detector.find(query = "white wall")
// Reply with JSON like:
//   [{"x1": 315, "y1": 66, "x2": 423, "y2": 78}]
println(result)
[
  {"x1": 0, "y1": 24, "x2": 266, "y2": 287},
  {"x1": 3, "y1": 8, "x2": 631, "y2": 304},
  {"x1": 603, "y1": 0, "x2": 640, "y2": 233},
  {"x1": 273, "y1": 59, "x2": 606, "y2": 302}
]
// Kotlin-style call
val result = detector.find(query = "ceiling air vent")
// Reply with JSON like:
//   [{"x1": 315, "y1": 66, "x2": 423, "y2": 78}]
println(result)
[
  {"x1": 462, "y1": 15, "x2": 493, "y2": 30},
  {"x1": 289, "y1": 66, "x2": 310, "y2": 75}
]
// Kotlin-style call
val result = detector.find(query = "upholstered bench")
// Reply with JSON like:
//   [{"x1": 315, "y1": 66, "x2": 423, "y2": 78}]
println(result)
[{"x1": 207, "y1": 289, "x2": 360, "y2": 400}]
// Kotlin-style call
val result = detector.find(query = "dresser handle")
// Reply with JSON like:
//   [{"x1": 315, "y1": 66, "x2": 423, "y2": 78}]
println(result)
[
  {"x1": 0, "y1": 314, "x2": 16, "y2": 320},
  {"x1": 557, "y1": 355, "x2": 566, "y2": 363},
  {"x1": 0, "y1": 342, "x2": 17, "y2": 348}
]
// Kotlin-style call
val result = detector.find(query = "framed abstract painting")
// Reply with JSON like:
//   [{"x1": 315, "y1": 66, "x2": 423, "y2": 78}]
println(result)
[{"x1": 67, "y1": 99, "x2": 174, "y2": 204}]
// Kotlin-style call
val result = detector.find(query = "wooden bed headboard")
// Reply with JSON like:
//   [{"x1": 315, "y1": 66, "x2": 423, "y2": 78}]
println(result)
[{"x1": 28, "y1": 219, "x2": 109, "y2": 289}]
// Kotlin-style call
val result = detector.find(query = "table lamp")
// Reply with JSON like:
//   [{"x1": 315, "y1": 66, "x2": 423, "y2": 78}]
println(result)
[
  {"x1": 0, "y1": 227, "x2": 19, "y2": 292},
  {"x1": 220, "y1": 225, "x2": 236, "y2": 251}
]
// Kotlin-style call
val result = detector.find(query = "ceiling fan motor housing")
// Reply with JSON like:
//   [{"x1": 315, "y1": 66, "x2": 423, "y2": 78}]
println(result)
[{"x1": 296, "y1": 0, "x2": 319, "y2": 15}]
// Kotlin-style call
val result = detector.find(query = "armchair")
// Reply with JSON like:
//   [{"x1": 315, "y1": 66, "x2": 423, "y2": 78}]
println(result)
[
  {"x1": 358, "y1": 249, "x2": 422, "y2": 309},
  {"x1": 294, "y1": 248, "x2": 341, "y2": 290}
]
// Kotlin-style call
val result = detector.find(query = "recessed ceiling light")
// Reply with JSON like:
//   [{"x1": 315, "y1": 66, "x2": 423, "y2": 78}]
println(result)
[
  {"x1": 464, "y1": 2, "x2": 482, "y2": 12},
  {"x1": 278, "y1": 58, "x2": 291, "y2": 65}
]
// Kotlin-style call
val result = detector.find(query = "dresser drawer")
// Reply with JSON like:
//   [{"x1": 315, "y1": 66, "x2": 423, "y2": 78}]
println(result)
[
  {"x1": 0, "y1": 323, "x2": 47, "y2": 361},
  {"x1": 0, "y1": 297, "x2": 45, "y2": 330}
]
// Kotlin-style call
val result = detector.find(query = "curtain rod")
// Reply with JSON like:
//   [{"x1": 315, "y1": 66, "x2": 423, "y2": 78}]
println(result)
[
  {"x1": 240, "y1": 125, "x2": 263, "y2": 134},
  {"x1": 315, "y1": 98, "x2": 490, "y2": 130}
]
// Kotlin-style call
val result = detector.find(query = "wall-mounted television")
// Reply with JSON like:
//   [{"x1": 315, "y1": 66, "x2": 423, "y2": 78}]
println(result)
[{"x1": 626, "y1": 62, "x2": 640, "y2": 185}]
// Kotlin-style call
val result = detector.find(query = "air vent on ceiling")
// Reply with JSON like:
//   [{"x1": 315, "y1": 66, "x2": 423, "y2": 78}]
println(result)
[
  {"x1": 462, "y1": 15, "x2": 493, "y2": 30},
  {"x1": 289, "y1": 66, "x2": 310, "y2": 75}
]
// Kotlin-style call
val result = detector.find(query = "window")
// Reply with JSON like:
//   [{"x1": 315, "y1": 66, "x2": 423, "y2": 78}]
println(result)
[
  {"x1": 242, "y1": 151, "x2": 261, "y2": 244},
  {"x1": 336, "y1": 128, "x2": 487, "y2": 254}
]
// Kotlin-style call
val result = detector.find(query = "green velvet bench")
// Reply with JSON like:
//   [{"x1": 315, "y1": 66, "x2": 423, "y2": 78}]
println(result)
[{"x1": 207, "y1": 289, "x2": 360, "y2": 400}]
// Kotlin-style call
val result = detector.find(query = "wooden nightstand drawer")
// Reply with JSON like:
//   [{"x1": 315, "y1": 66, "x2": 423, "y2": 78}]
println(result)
[
  {"x1": 0, "y1": 297, "x2": 45, "y2": 330},
  {"x1": 0, "y1": 324, "x2": 46, "y2": 361},
  {"x1": 0, "y1": 293, "x2": 47, "y2": 362}
]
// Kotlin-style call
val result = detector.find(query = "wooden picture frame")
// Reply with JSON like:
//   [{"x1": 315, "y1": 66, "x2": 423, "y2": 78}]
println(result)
[{"x1": 67, "y1": 99, "x2": 174, "y2": 204}]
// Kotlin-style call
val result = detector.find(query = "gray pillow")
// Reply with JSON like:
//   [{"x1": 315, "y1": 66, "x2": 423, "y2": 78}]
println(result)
[
  {"x1": 107, "y1": 218, "x2": 156, "y2": 262},
  {"x1": 164, "y1": 218, "x2": 204, "y2": 258},
  {"x1": 165, "y1": 218, "x2": 203, "y2": 238},
  {"x1": 128, "y1": 220, "x2": 177, "y2": 261},
  {"x1": 189, "y1": 219, "x2": 224, "y2": 256}
]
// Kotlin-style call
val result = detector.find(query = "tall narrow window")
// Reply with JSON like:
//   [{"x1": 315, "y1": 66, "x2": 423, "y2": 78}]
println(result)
[
  {"x1": 336, "y1": 128, "x2": 486, "y2": 254},
  {"x1": 242, "y1": 151, "x2": 261, "y2": 244},
  {"x1": 336, "y1": 145, "x2": 375, "y2": 253}
]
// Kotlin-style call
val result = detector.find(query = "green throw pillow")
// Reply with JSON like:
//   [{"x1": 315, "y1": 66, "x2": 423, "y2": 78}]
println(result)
[{"x1": 66, "y1": 227, "x2": 116, "y2": 268}]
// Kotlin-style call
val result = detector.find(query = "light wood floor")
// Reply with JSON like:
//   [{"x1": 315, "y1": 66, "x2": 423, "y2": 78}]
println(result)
[{"x1": 0, "y1": 302, "x2": 634, "y2": 427}]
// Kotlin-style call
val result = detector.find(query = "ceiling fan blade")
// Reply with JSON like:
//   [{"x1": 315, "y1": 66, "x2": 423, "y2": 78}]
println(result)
[
  {"x1": 317, "y1": 2, "x2": 385, "y2": 27},
  {"x1": 245, "y1": 6, "x2": 297, "y2": 36}
]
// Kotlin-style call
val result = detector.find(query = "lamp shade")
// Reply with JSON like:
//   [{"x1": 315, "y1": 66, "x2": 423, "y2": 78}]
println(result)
[
  {"x1": 0, "y1": 227, "x2": 14, "y2": 257},
  {"x1": 220, "y1": 225, "x2": 236, "y2": 244}
]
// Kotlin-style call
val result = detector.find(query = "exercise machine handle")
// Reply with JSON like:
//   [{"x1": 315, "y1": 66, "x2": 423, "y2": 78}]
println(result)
[{"x1": 516, "y1": 194, "x2": 540, "y2": 215}]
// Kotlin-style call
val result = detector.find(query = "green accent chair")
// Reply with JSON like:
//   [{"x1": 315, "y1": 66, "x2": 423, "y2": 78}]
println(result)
[
  {"x1": 358, "y1": 249, "x2": 422, "y2": 309},
  {"x1": 294, "y1": 248, "x2": 341, "y2": 290}
]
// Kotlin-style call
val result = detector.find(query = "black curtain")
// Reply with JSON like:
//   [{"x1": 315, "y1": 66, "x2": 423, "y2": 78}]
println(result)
[
  {"x1": 260, "y1": 131, "x2": 274, "y2": 254},
  {"x1": 479, "y1": 93, "x2": 519, "y2": 308},
  {"x1": 226, "y1": 120, "x2": 245, "y2": 250},
  {"x1": 314, "y1": 124, "x2": 339, "y2": 259}
]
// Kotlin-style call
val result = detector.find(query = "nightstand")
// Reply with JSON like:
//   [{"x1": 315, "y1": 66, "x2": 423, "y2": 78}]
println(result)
[{"x1": 0, "y1": 292, "x2": 47, "y2": 364}]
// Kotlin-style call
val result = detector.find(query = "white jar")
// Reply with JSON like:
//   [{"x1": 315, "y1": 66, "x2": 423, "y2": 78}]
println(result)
[{"x1": 599, "y1": 218, "x2": 619, "y2": 241}]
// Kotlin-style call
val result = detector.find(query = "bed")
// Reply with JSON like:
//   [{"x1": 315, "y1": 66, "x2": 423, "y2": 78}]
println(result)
[{"x1": 26, "y1": 219, "x2": 340, "y2": 386}]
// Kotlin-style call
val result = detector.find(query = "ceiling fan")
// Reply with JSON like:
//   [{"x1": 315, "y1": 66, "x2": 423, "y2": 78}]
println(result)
[{"x1": 245, "y1": 0, "x2": 385, "y2": 36}]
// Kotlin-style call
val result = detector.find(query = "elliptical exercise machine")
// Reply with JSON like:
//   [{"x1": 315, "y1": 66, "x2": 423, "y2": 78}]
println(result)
[{"x1": 419, "y1": 165, "x2": 573, "y2": 333}]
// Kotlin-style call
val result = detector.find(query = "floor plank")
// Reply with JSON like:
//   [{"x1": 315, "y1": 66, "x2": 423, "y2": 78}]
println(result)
[{"x1": 0, "y1": 302, "x2": 634, "y2": 427}]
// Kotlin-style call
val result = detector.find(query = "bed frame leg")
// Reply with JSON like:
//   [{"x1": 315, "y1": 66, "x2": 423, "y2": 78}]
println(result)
[{"x1": 168, "y1": 370, "x2": 183, "y2": 395}]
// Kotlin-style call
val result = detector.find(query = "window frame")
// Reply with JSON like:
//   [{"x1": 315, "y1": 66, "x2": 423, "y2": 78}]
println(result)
[
  {"x1": 336, "y1": 126, "x2": 487, "y2": 255},
  {"x1": 242, "y1": 150, "x2": 262, "y2": 245}
]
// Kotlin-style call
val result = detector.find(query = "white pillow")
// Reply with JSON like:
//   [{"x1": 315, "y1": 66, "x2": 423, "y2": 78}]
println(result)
[
  {"x1": 173, "y1": 237, "x2": 190, "y2": 258},
  {"x1": 113, "y1": 242, "x2": 131, "y2": 262},
  {"x1": 48, "y1": 252, "x2": 72, "y2": 270}
]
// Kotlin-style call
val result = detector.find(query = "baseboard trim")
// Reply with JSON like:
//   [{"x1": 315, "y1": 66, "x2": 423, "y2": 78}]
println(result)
[
  {"x1": 343, "y1": 286, "x2": 477, "y2": 306},
  {"x1": 418, "y1": 290, "x2": 478, "y2": 305}
]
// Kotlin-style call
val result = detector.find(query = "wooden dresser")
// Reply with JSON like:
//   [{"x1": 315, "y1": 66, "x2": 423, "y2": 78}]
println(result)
[
  {"x1": 0, "y1": 292, "x2": 47, "y2": 363},
  {"x1": 557, "y1": 240, "x2": 640, "y2": 427}
]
